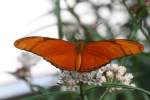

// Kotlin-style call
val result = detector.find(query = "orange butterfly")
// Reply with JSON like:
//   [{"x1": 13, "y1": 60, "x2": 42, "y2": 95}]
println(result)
[{"x1": 14, "y1": 36, "x2": 144, "y2": 72}]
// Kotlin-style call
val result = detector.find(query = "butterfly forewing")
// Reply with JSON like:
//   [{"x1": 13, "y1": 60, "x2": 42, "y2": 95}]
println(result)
[
  {"x1": 114, "y1": 39, "x2": 144, "y2": 55},
  {"x1": 14, "y1": 36, "x2": 77, "y2": 71},
  {"x1": 79, "y1": 39, "x2": 144, "y2": 72}
]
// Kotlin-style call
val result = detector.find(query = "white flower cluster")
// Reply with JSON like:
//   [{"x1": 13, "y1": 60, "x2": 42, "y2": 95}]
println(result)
[{"x1": 58, "y1": 64, "x2": 135, "y2": 92}]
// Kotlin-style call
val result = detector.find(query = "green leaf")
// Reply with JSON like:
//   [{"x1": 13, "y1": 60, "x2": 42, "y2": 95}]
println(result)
[
  {"x1": 138, "y1": 0, "x2": 145, "y2": 5},
  {"x1": 22, "y1": 91, "x2": 79, "y2": 100},
  {"x1": 135, "y1": 5, "x2": 148, "y2": 20},
  {"x1": 84, "y1": 83, "x2": 150, "y2": 100},
  {"x1": 123, "y1": 91, "x2": 134, "y2": 100},
  {"x1": 142, "y1": 93, "x2": 150, "y2": 100},
  {"x1": 84, "y1": 86, "x2": 106, "y2": 100},
  {"x1": 104, "y1": 93, "x2": 116, "y2": 100},
  {"x1": 116, "y1": 90, "x2": 147, "y2": 100},
  {"x1": 103, "y1": 83, "x2": 150, "y2": 96},
  {"x1": 130, "y1": 53, "x2": 150, "y2": 91}
]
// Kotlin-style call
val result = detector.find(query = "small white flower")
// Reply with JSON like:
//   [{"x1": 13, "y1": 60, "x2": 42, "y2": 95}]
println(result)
[
  {"x1": 124, "y1": 73, "x2": 133, "y2": 80},
  {"x1": 58, "y1": 64, "x2": 135, "y2": 92},
  {"x1": 100, "y1": 76, "x2": 106, "y2": 83},
  {"x1": 106, "y1": 71, "x2": 114, "y2": 78},
  {"x1": 87, "y1": 81, "x2": 93, "y2": 85},
  {"x1": 124, "y1": 80, "x2": 131, "y2": 85},
  {"x1": 118, "y1": 66, "x2": 127, "y2": 75},
  {"x1": 116, "y1": 74, "x2": 124, "y2": 82},
  {"x1": 68, "y1": 79, "x2": 75, "y2": 85},
  {"x1": 96, "y1": 70, "x2": 102, "y2": 79},
  {"x1": 111, "y1": 64, "x2": 119, "y2": 72},
  {"x1": 130, "y1": 83, "x2": 136, "y2": 87},
  {"x1": 116, "y1": 88, "x2": 122, "y2": 91}
]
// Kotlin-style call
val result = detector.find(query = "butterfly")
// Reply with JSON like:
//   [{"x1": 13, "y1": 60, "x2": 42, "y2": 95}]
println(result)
[{"x1": 14, "y1": 36, "x2": 144, "y2": 72}]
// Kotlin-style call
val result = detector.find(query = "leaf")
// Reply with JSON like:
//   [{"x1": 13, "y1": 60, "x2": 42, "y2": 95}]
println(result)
[
  {"x1": 138, "y1": 0, "x2": 145, "y2": 5},
  {"x1": 104, "y1": 93, "x2": 116, "y2": 100},
  {"x1": 123, "y1": 91, "x2": 134, "y2": 100},
  {"x1": 103, "y1": 83, "x2": 150, "y2": 95},
  {"x1": 85, "y1": 83, "x2": 150, "y2": 96},
  {"x1": 142, "y1": 93, "x2": 150, "y2": 100},
  {"x1": 22, "y1": 91, "x2": 79, "y2": 100},
  {"x1": 130, "y1": 53, "x2": 150, "y2": 91},
  {"x1": 116, "y1": 90, "x2": 146, "y2": 100},
  {"x1": 84, "y1": 86, "x2": 106, "y2": 100},
  {"x1": 136, "y1": 5, "x2": 148, "y2": 20}
]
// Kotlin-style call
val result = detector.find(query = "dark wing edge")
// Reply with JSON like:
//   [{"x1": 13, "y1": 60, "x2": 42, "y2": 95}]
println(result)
[
  {"x1": 14, "y1": 36, "x2": 75, "y2": 50},
  {"x1": 87, "y1": 39, "x2": 144, "y2": 56}
]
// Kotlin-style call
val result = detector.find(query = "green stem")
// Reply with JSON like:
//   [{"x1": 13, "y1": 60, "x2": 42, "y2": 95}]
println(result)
[
  {"x1": 102, "y1": 83, "x2": 150, "y2": 95},
  {"x1": 99, "y1": 72, "x2": 116, "y2": 100},
  {"x1": 25, "y1": 79, "x2": 34, "y2": 92},
  {"x1": 64, "y1": 0, "x2": 93, "y2": 40},
  {"x1": 85, "y1": 83, "x2": 150, "y2": 97},
  {"x1": 120, "y1": 0, "x2": 150, "y2": 42},
  {"x1": 55, "y1": 0, "x2": 63, "y2": 39},
  {"x1": 99, "y1": 89, "x2": 109, "y2": 100},
  {"x1": 79, "y1": 82, "x2": 85, "y2": 100}
]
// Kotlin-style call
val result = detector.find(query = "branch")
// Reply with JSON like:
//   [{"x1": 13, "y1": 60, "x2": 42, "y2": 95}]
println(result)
[
  {"x1": 55, "y1": 0, "x2": 63, "y2": 39},
  {"x1": 64, "y1": 0, "x2": 93, "y2": 40},
  {"x1": 120, "y1": 0, "x2": 150, "y2": 42}
]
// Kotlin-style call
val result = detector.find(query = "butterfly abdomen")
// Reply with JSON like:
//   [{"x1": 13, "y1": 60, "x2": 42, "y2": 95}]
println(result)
[{"x1": 75, "y1": 41, "x2": 86, "y2": 71}]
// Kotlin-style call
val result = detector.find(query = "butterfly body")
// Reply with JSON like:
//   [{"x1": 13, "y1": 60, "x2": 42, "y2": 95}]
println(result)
[
  {"x1": 74, "y1": 41, "x2": 86, "y2": 71},
  {"x1": 14, "y1": 36, "x2": 144, "y2": 72}
]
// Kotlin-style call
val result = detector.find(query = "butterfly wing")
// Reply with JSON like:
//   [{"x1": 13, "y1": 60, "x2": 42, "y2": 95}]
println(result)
[
  {"x1": 79, "y1": 39, "x2": 144, "y2": 72},
  {"x1": 14, "y1": 36, "x2": 77, "y2": 71}
]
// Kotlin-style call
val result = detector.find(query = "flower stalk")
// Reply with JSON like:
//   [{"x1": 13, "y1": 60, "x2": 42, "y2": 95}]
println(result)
[
  {"x1": 55, "y1": 0, "x2": 63, "y2": 39},
  {"x1": 99, "y1": 89, "x2": 109, "y2": 100},
  {"x1": 79, "y1": 82, "x2": 85, "y2": 100}
]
